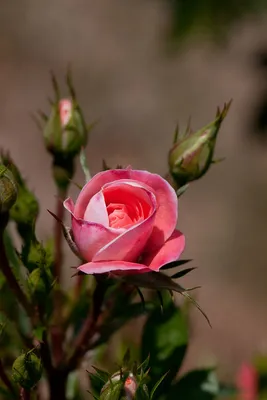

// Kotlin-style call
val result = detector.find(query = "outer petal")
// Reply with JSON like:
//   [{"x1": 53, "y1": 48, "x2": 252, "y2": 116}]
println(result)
[
  {"x1": 64, "y1": 198, "x2": 120, "y2": 261},
  {"x1": 142, "y1": 229, "x2": 185, "y2": 271},
  {"x1": 74, "y1": 170, "x2": 178, "y2": 249},
  {"x1": 78, "y1": 260, "x2": 149, "y2": 274},
  {"x1": 129, "y1": 170, "x2": 178, "y2": 249}
]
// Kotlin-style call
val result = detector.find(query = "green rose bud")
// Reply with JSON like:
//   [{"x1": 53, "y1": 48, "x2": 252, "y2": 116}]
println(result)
[
  {"x1": 168, "y1": 101, "x2": 231, "y2": 189},
  {"x1": 0, "y1": 165, "x2": 17, "y2": 214},
  {"x1": 44, "y1": 97, "x2": 87, "y2": 158},
  {"x1": 12, "y1": 352, "x2": 43, "y2": 390},
  {"x1": 36, "y1": 71, "x2": 91, "y2": 189},
  {"x1": 0, "y1": 152, "x2": 39, "y2": 237}
]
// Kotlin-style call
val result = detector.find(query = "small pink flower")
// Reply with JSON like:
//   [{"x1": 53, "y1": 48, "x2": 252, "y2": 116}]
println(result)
[
  {"x1": 236, "y1": 363, "x2": 258, "y2": 400},
  {"x1": 64, "y1": 169, "x2": 185, "y2": 274},
  {"x1": 59, "y1": 99, "x2": 72, "y2": 127}
]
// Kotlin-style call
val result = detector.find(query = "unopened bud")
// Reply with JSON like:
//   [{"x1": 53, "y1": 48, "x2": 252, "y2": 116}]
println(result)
[
  {"x1": 0, "y1": 165, "x2": 17, "y2": 214},
  {"x1": 12, "y1": 352, "x2": 43, "y2": 390},
  {"x1": 124, "y1": 374, "x2": 137, "y2": 400},
  {"x1": 168, "y1": 101, "x2": 231, "y2": 188}
]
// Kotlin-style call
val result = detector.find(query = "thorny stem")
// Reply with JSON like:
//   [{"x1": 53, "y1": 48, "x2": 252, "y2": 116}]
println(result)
[
  {"x1": 54, "y1": 189, "x2": 66, "y2": 283},
  {"x1": 50, "y1": 189, "x2": 67, "y2": 367},
  {"x1": 0, "y1": 359, "x2": 16, "y2": 397},
  {"x1": 66, "y1": 276, "x2": 107, "y2": 371},
  {"x1": 0, "y1": 232, "x2": 33, "y2": 318}
]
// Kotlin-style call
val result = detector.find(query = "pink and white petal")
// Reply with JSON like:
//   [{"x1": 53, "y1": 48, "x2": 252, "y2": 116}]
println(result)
[
  {"x1": 129, "y1": 170, "x2": 178, "y2": 249},
  {"x1": 78, "y1": 260, "x2": 149, "y2": 274},
  {"x1": 84, "y1": 190, "x2": 109, "y2": 226},
  {"x1": 142, "y1": 229, "x2": 185, "y2": 271},
  {"x1": 74, "y1": 169, "x2": 134, "y2": 218},
  {"x1": 92, "y1": 207, "x2": 156, "y2": 263},
  {"x1": 71, "y1": 217, "x2": 119, "y2": 262}
]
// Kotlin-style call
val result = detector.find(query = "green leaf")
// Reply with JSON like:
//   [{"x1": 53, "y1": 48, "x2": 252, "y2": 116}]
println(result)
[
  {"x1": 166, "y1": 369, "x2": 219, "y2": 400},
  {"x1": 150, "y1": 372, "x2": 169, "y2": 399},
  {"x1": 141, "y1": 298, "x2": 188, "y2": 397}
]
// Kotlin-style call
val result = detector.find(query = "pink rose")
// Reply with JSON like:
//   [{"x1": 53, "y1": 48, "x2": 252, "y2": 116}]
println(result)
[{"x1": 64, "y1": 169, "x2": 185, "y2": 274}]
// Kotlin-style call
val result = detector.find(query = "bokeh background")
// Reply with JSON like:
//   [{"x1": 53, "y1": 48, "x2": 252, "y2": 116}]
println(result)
[{"x1": 2, "y1": 0, "x2": 267, "y2": 385}]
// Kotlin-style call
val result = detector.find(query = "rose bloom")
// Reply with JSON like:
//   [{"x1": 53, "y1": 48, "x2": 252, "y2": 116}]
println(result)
[{"x1": 64, "y1": 168, "x2": 185, "y2": 274}]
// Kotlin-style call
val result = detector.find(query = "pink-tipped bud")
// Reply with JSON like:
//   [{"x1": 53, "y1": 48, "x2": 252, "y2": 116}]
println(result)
[
  {"x1": 59, "y1": 99, "x2": 72, "y2": 127},
  {"x1": 124, "y1": 374, "x2": 137, "y2": 400}
]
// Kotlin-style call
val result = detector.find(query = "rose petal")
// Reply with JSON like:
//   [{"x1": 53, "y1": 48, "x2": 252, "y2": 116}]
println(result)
[
  {"x1": 64, "y1": 198, "x2": 121, "y2": 261},
  {"x1": 142, "y1": 229, "x2": 185, "y2": 271},
  {"x1": 78, "y1": 260, "x2": 149, "y2": 274},
  {"x1": 93, "y1": 188, "x2": 157, "y2": 262},
  {"x1": 84, "y1": 190, "x2": 109, "y2": 226},
  {"x1": 74, "y1": 169, "x2": 178, "y2": 249},
  {"x1": 71, "y1": 217, "x2": 120, "y2": 261},
  {"x1": 130, "y1": 170, "x2": 178, "y2": 249}
]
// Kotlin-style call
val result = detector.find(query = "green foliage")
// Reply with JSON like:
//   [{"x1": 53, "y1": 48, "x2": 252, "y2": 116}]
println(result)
[
  {"x1": 165, "y1": 0, "x2": 267, "y2": 44},
  {"x1": 12, "y1": 351, "x2": 43, "y2": 390},
  {"x1": 141, "y1": 295, "x2": 188, "y2": 397},
  {"x1": 165, "y1": 369, "x2": 219, "y2": 400}
]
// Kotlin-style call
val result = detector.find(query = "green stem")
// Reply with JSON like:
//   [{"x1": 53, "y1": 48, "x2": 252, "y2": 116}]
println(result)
[
  {"x1": 66, "y1": 277, "x2": 107, "y2": 371},
  {"x1": 0, "y1": 232, "x2": 32, "y2": 318}
]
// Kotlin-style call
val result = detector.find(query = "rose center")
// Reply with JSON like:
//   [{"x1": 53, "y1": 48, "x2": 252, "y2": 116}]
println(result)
[{"x1": 103, "y1": 184, "x2": 152, "y2": 229}]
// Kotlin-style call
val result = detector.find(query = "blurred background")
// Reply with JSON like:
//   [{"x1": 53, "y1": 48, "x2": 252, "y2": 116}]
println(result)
[{"x1": 2, "y1": 0, "x2": 267, "y2": 385}]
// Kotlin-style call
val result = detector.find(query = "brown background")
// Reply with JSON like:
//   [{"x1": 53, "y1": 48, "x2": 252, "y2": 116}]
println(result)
[{"x1": 2, "y1": 0, "x2": 267, "y2": 382}]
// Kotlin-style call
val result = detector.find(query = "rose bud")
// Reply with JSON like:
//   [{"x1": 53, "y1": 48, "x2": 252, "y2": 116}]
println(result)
[
  {"x1": 168, "y1": 101, "x2": 231, "y2": 189},
  {"x1": 0, "y1": 165, "x2": 17, "y2": 214},
  {"x1": 124, "y1": 374, "x2": 137, "y2": 399},
  {"x1": 64, "y1": 168, "x2": 185, "y2": 275},
  {"x1": 37, "y1": 71, "x2": 90, "y2": 189},
  {"x1": 43, "y1": 97, "x2": 87, "y2": 159}
]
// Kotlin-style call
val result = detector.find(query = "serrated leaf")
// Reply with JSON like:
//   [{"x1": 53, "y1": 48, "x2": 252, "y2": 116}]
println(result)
[
  {"x1": 141, "y1": 297, "x2": 188, "y2": 397},
  {"x1": 166, "y1": 369, "x2": 219, "y2": 400}
]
